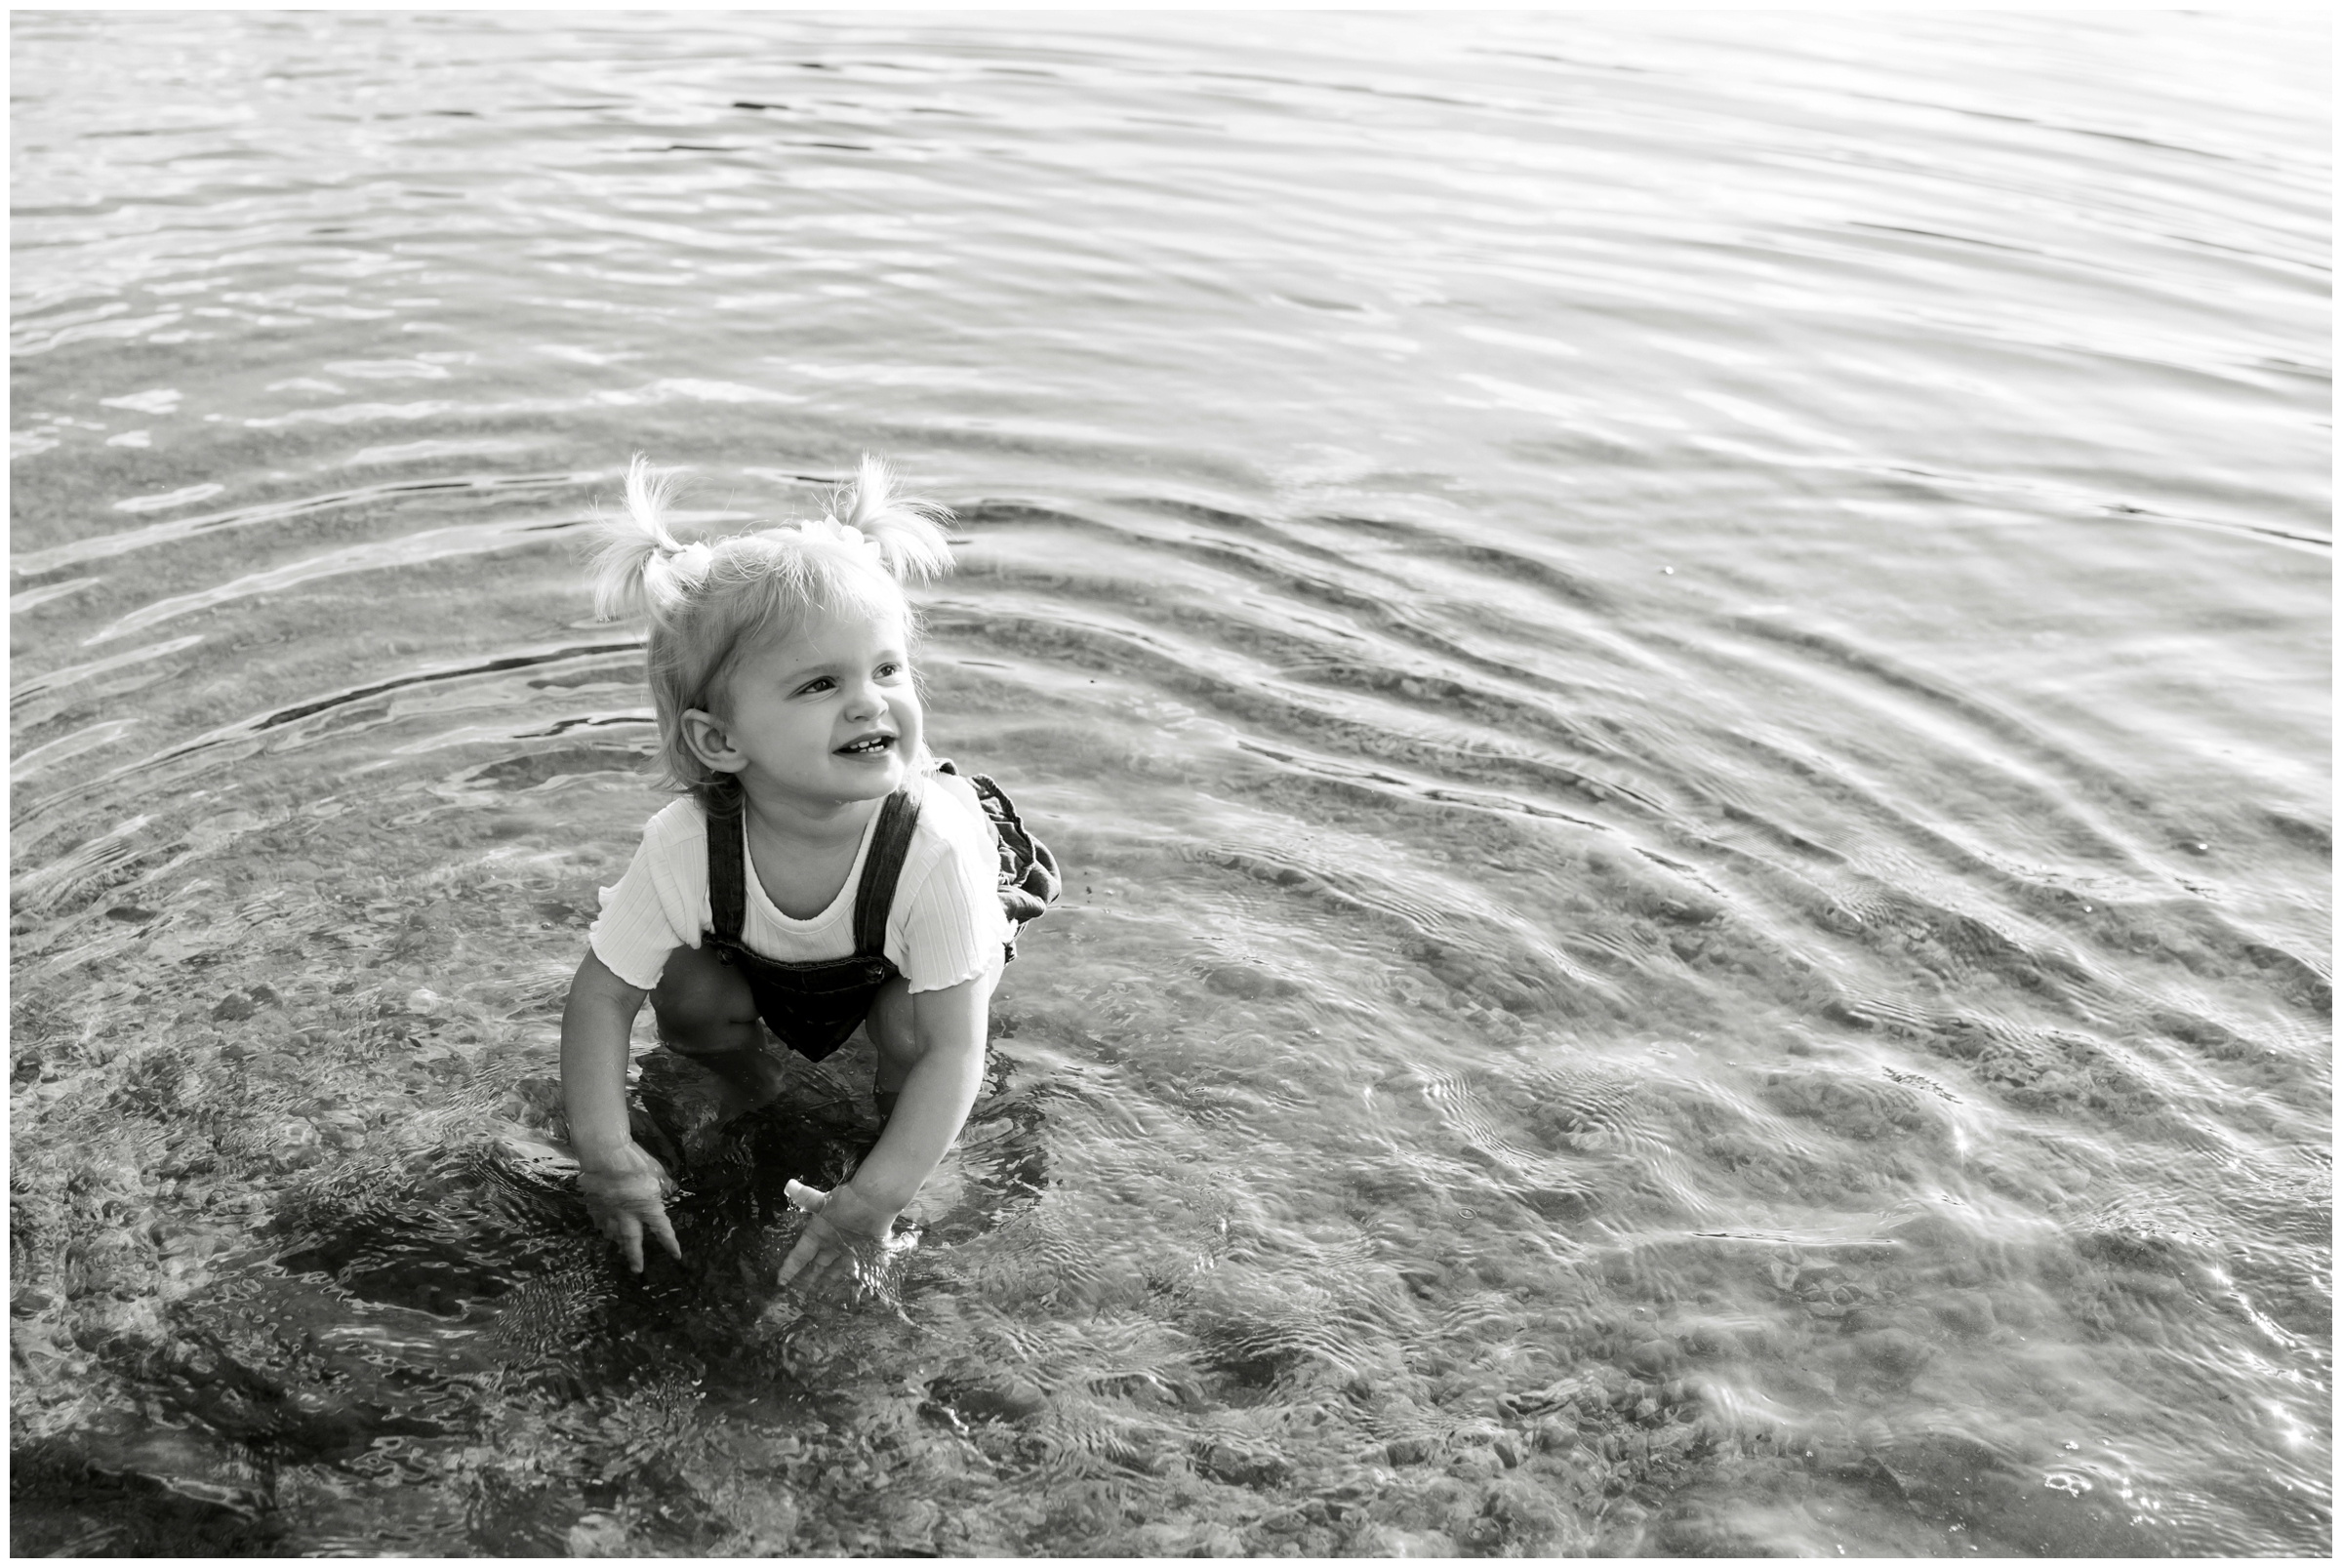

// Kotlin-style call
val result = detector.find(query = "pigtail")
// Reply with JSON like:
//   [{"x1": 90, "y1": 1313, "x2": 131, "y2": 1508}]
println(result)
[
  {"x1": 588, "y1": 455, "x2": 708, "y2": 620},
  {"x1": 831, "y1": 453, "x2": 954, "y2": 583}
]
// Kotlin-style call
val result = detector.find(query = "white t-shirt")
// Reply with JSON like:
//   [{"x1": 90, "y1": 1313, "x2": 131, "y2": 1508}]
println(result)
[{"x1": 588, "y1": 769, "x2": 1010, "y2": 995}]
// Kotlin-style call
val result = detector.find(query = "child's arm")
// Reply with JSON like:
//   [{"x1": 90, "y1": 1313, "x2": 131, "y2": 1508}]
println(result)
[
  {"x1": 560, "y1": 948, "x2": 682, "y2": 1272},
  {"x1": 776, "y1": 974, "x2": 992, "y2": 1292}
]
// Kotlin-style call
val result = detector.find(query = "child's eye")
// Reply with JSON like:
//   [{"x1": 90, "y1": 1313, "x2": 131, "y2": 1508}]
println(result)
[
  {"x1": 877, "y1": 662, "x2": 905, "y2": 679},
  {"x1": 795, "y1": 676, "x2": 835, "y2": 696}
]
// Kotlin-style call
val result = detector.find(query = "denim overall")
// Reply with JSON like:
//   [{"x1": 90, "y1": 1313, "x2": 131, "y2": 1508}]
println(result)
[{"x1": 702, "y1": 765, "x2": 1059, "y2": 1062}]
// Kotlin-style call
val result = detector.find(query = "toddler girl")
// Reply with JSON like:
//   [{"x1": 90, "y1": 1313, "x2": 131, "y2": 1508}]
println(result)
[{"x1": 560, "y1": 456, "x2": 1055, "y2": 1294}]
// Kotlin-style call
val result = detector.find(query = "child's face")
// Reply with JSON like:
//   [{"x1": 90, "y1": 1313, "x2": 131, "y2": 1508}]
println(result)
[{"x1": 690, "y1": 604, "x2": 924, "y2": 812}]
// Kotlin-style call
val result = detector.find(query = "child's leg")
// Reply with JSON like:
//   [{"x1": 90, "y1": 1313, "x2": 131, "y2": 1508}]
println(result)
[
  {"x1": 648, "y1": 945, "x2": 789, "y2": 1130},
  {"x1": 866, "y1": 976, "x2": 917, "y2": 1119},
  {"x1": 649, "y1": 943, "x2": 763, "y2": 1055}
]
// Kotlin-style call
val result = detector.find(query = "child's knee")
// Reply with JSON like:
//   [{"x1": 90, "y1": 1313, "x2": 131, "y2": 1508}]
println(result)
[{"x1": 650, "y1": 944, "x2": 762, "y2": 1053}]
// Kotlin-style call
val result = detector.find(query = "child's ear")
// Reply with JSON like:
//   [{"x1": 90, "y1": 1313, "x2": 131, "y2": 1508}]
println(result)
[{"x1": 679, "y1": 707, "x2": 746, "y2": 774}]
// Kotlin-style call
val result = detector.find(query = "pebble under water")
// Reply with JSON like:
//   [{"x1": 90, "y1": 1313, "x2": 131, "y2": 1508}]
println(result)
[{"x1": 9, "y1": 10, "x2": 2330, "y2": 1558}]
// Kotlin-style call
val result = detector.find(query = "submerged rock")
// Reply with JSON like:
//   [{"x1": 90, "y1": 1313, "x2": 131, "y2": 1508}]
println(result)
[
  {"x1": 565, "y1": 1511, "x2": 630, "y2": 1557},
  {"x1": 62, "y1": 1226, "x2": 155, "y2": 1300},
  {"x1": 68, "y1": 1296, "x2": 166, "y2": 1353},
  {"x1": 719, "y1": 1488, "x2": 801, "y2": 1554},
  {"x1": 1477, "y1": 1473, "x2": 1569, "y2": 1548},
  {"x1": 1445, "y1": 1445, "x2": 1502, "y2": 1482},
  {"x1": 263, "y1": 1117, "x2": 324, "y2": 1172},
  {"x1": 926, "y1": 1371, "x2": 1048, "y2": 1427},
  {"x1": 1850, "y1": 1327, "x2": 1932, "y2": 1384},
  {"x1": 1194, "y1": 1437, "x2": 1291, "y2": 1487},
  {"x1": 1359, "y1": 1524, "x2": 1457, "y2": 1556},
  {"x1": 1624, "y1": 1336, "x2": 1683, "y2": 1379}
]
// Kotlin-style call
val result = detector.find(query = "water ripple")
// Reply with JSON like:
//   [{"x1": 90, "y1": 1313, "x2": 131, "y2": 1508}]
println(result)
[{"x1": 8, "y1": 9, "x2": 2325, "y2": 1560}]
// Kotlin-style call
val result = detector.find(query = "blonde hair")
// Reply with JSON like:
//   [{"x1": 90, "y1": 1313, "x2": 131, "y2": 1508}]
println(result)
[{"x1": 589, "y1": 454, "x2": 954, "y2": 815}]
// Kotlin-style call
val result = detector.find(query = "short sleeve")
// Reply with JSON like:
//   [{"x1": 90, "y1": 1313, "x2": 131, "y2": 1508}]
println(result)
[
  {"x1": 894, "y1": 793, "x2": 1011, "y2": 994},
  {"x1": 586, "y1": 801, "x2": 707, "y2": 990}
]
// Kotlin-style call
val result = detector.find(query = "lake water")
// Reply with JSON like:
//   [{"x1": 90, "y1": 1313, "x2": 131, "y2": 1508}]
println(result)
[{"x1": 9, "y1": 10, "x2": 2329, "y2": 1558}]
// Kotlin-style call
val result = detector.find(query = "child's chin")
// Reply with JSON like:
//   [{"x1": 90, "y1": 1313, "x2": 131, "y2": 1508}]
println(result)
[{"x1": 832, "y1": 753, "x2": 906, "y2": 788}]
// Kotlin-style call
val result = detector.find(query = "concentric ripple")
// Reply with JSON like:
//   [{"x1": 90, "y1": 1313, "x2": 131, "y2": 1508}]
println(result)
[{"x1": 11, "y1": 9, "x2": 2327, "y2": 1559}]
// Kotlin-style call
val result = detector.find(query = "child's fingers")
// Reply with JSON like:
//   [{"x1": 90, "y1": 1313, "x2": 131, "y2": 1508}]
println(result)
[
  {"x1": 613, "y1": 1213, "x2": 645, "y2": 1274},
  {"x1": 807, "y1": 1244, "x2": 853, "y2": 1295},
  {"x1": 775, "y1": 1227, "x2": 823, "y2": 1288},
  {"x1": 784, "y1": 1178, "x2": 829, "y2": 1214},
  {"x1": 644, "y1": 1205, "x2": 683, "y2": 1262},
  {"x1": 778, "y1": 1209, "x2": 864, "y2": 1291}
]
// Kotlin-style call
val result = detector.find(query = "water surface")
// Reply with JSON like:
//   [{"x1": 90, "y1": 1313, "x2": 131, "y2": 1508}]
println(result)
[{"x1": 10, "y1": 10, "x2": 2329, "y2": 1557}]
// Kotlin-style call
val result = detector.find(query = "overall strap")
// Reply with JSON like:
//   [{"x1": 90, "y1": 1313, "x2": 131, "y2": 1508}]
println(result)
[
  {"x1": 851, "y1": 787, "x2": 923, "y2": 958},
  {"x1": 705, "y1": 805, "x2": 747, "y2": 945}
]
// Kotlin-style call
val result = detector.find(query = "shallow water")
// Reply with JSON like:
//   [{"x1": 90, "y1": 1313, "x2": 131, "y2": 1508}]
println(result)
[{"x1": 8, "y1": 10, "x2": 2329, "y2": 1557}]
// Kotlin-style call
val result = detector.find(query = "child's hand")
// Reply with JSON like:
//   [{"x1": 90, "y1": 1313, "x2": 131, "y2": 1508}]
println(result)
[
  {"x1": 578, "y1": 1142, "x2": 682, "y2": 1273},
  {"x1": 776, "y1": 1178, "x2": 901, "y2": 1294}
]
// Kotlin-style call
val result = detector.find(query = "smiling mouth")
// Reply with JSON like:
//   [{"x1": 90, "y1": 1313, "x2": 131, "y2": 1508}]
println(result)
[{"x1": 836, "y1": 733, "x2": 896, "y2": 756}]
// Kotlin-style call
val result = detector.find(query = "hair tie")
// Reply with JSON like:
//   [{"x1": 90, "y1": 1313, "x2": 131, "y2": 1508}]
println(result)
[{"x1": 824, "y1": 517, "x2": 885, "y2": 564}]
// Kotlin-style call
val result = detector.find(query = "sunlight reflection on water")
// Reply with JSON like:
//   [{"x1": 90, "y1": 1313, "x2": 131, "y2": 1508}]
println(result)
[{"x1": 9, "y1": 9, "x2": 2329, "y2": 1558}]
